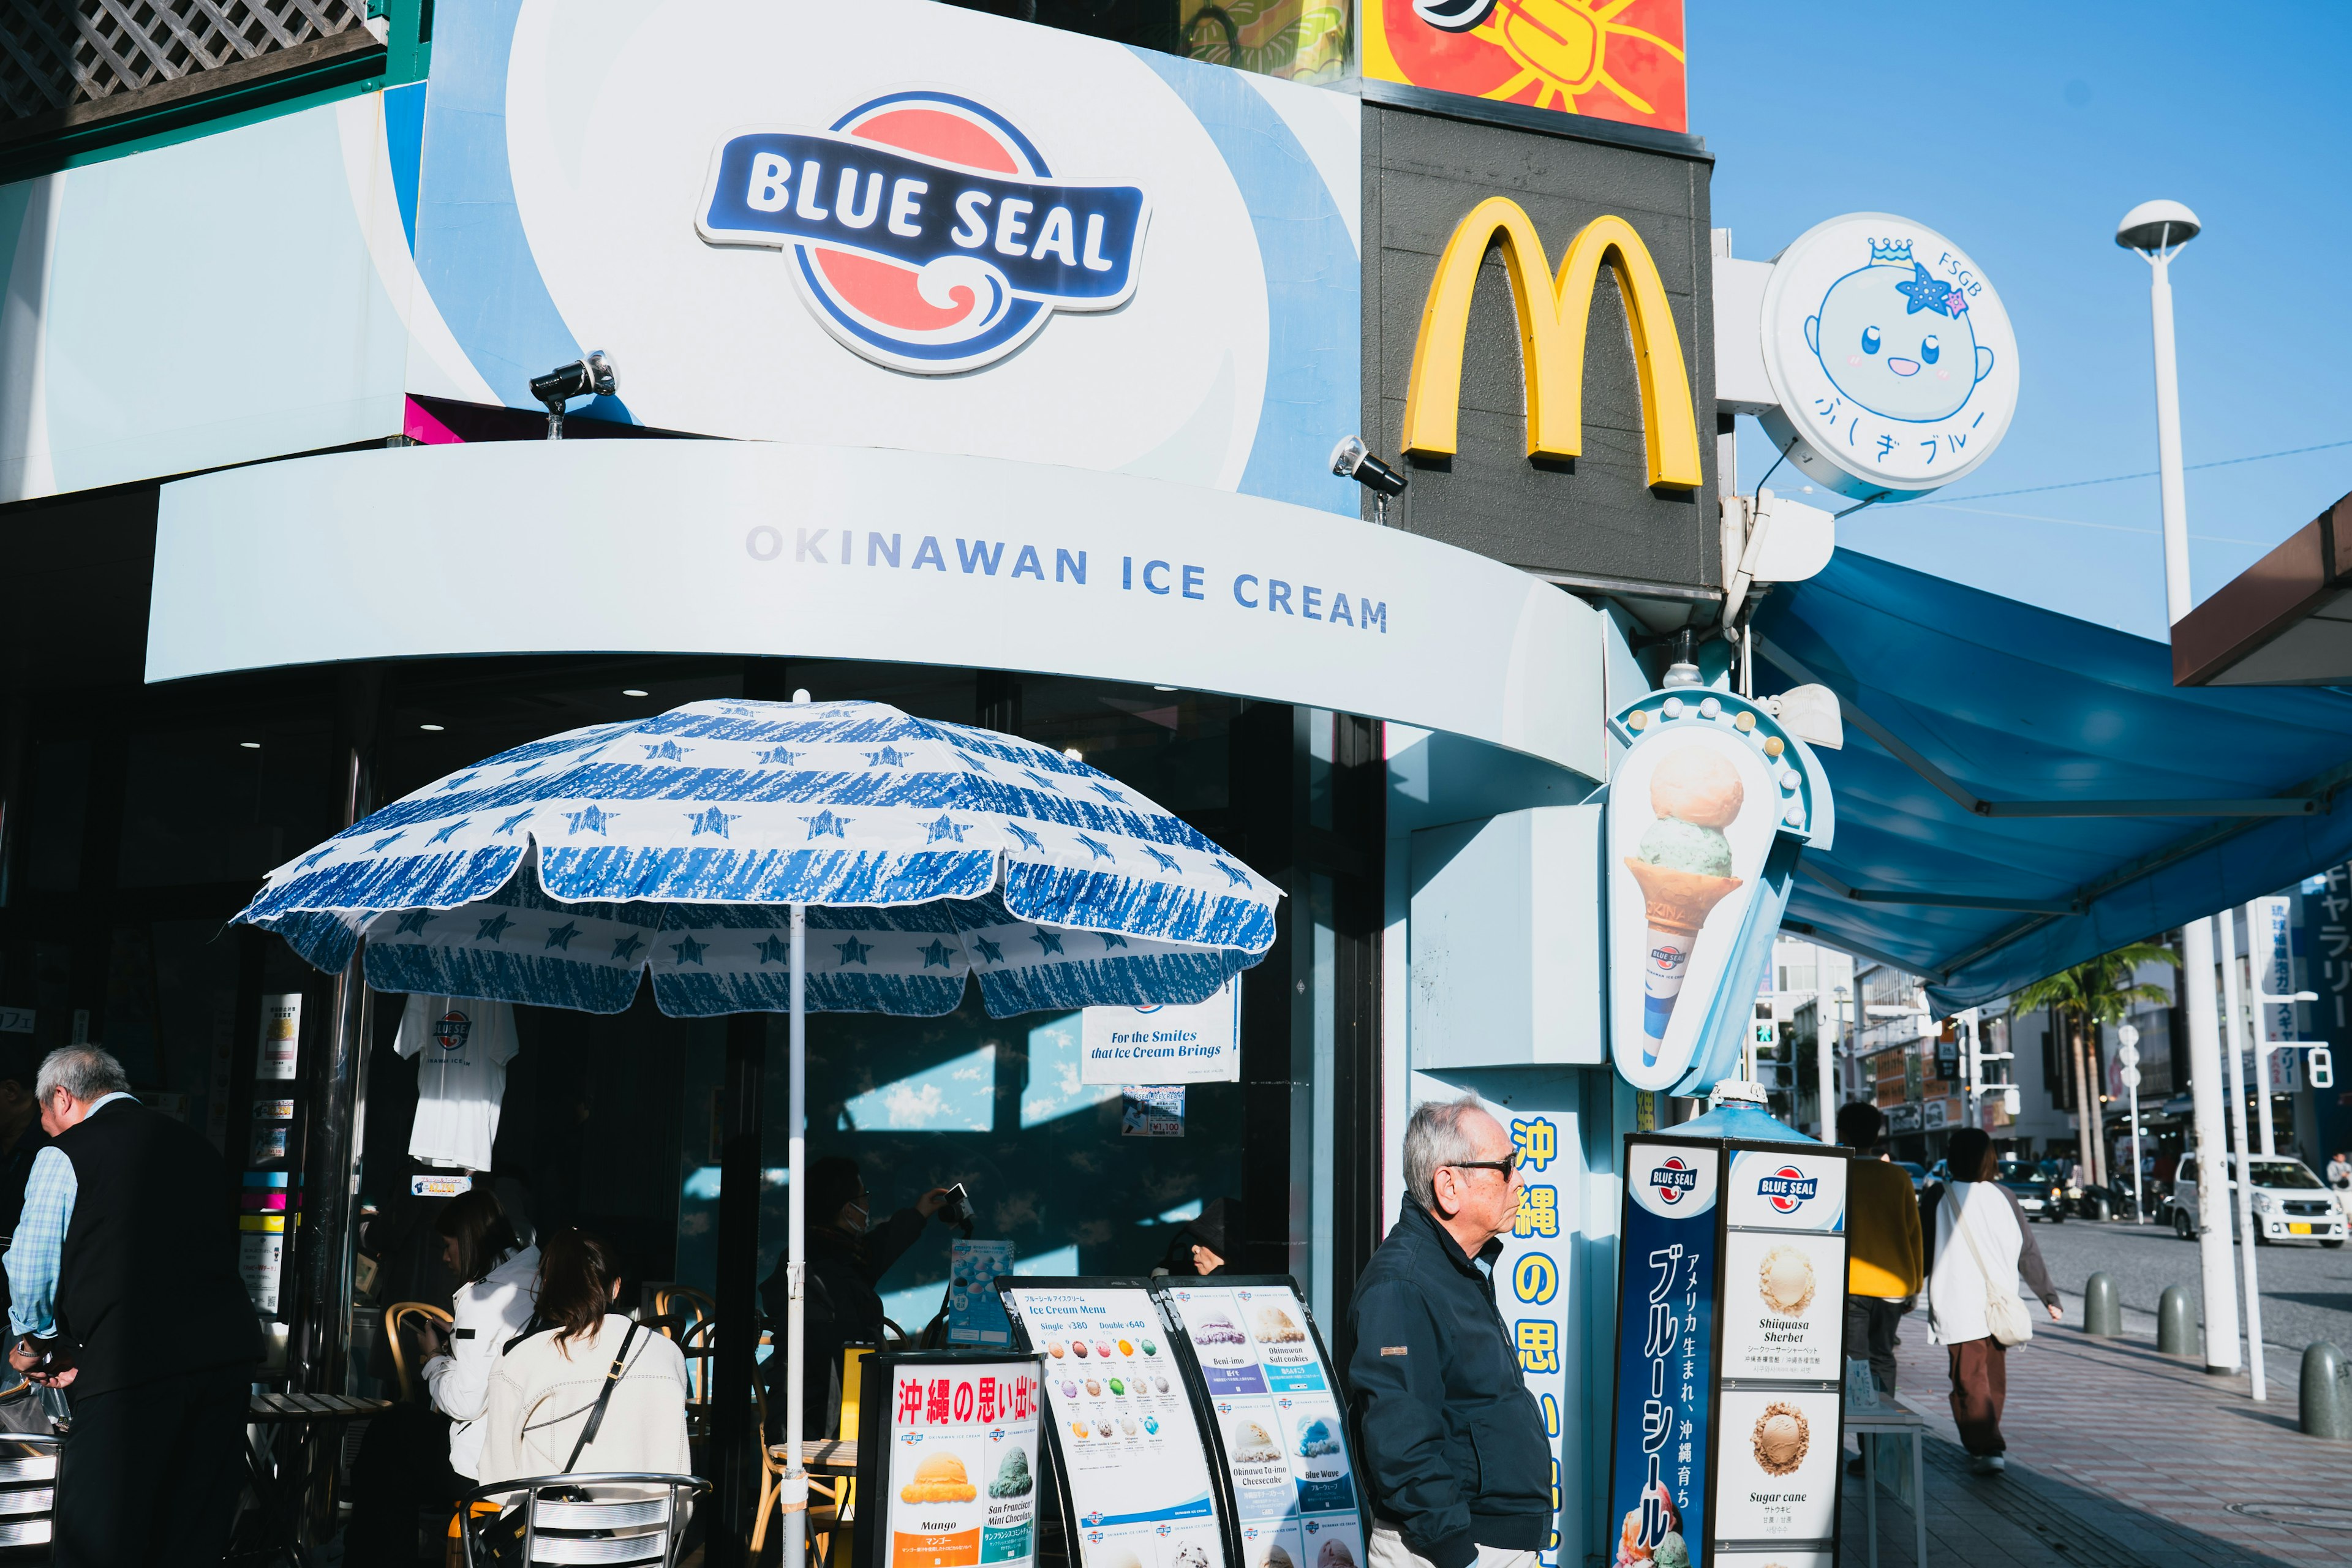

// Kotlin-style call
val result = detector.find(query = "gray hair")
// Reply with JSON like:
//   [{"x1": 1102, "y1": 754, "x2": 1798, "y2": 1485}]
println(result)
[
  {"x1": 1403, "y1": 1093, "x2": 1493, "y2": 1206},
  {"x1": 37, "y1": 1047, "x2": 129, "y2": 1105}
]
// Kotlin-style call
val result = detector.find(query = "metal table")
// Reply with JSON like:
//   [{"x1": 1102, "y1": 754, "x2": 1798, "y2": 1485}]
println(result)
[
  {"x1": 244, "y1": 1392, "x2": 394, "y2": 1567},
  {"x1": 1844, "y1": 1400, "x2": 1928, "y2": 1568}
]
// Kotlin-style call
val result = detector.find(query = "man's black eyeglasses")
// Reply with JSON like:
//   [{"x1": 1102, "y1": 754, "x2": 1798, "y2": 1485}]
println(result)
[{"x1": 1446, "y1": 1157, "x2": 1518, "y2": 1176}]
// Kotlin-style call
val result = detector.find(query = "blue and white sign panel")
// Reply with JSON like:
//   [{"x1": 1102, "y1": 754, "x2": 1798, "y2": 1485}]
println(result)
[
  {"x1": 1608, "y1": 1140, "x2": 1719, "y2": 1568},
  {"x1": 410, "y1": 0, "x2": 1361, "y2": 513},
  {"x1": 1492, "y1": 1112, "x2": 1574, "y2": 1568},
  {"x1": 1082, "y1": 979, "x2": 1240, "y2": 1085}
]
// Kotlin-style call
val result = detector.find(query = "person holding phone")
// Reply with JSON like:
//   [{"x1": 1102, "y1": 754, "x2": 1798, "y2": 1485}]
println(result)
[{"x1": 758, "y1": 1156, "x2": 949, "y2": 1439}]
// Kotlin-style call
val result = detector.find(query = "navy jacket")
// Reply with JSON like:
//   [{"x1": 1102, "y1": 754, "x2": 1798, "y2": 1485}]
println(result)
[{"x1": 1346, "y1": 1199, "x2": 1551, "y2": 1568}]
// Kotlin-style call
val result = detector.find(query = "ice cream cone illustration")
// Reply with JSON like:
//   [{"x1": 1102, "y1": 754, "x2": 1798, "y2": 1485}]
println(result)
[{"x1": 1624, "y1": 743, "x2": 1744, "y2": 1065}]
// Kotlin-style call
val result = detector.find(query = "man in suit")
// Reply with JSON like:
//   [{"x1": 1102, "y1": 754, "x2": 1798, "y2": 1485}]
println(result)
[{"x1": 5, "y1": 1046, "x2": 262, "y2": 1565}]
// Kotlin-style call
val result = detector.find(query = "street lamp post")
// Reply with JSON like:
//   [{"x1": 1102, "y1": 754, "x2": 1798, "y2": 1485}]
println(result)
[
  {"x1": 2117, "y1": 198, "x2": 2242, "y2": 1374},
  {"x1": 2217, "y1": 911, "x2": 2267, "y2": 1401},
  {"x1": 1823, "y1": 984, "x2": 1848, "y2": 1142}
]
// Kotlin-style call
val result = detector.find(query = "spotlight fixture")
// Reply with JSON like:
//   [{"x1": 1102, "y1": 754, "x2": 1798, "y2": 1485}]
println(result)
[
  {"x1": 419, "y1": 723, "x2": 445, "y2": 733},
  {"x1": 529, "y1": 350, "x2": 616, "y2": 439},
  {"x1": 239, "y1": 741, "x2": 261, "y2": 750},
  {"x1": 622, "y1": 688, "x2": 649, "y2": 698},
  {"x1": 1329, "y1": 435, "x2": 1408, "y2": 525},
  {"x1": 1063, "y1": 747, "x2": 1083, "y2": 761}
]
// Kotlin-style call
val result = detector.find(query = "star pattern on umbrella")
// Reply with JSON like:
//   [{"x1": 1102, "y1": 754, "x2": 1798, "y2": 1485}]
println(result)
[
  {"x1": 610, "y1": 932, "x2": 647, "y2": 963},
  {"x1": 426, "y1": 818, "x2": 471, "y2": 846},
  {"x1": 971, "y1": 935, "x2": 1005, "y2": 965},
  {"x1": 441, "y1": 772, "x2": 479, "y2": 791},
  {"x1": 919, "y1": 938, "x2": 954, "y2": 969},
  {"x1": 756, "y1": 934, "x2": 791, "y2": 966},
  {"x1": 1021, "y1": 769, "x2": 1059, "y2": 791},
  {"x1": 756, "y1": 747, "x2": 799, "y2": 767},
  {"x1": 567, "y1": 805, "x2": 618, "y2": 835},
  {"x1": 802, "y1": 810, "x2": 850, "y2": 839},
  {"x1": 1005, "y1": 823, "x2": 1044, "y2": 853},
  {"x1": 1140, "y1": 845, "x2": 1180, "y2": 873},
  {"x1": 834, "y1": 935, "x2": 874, "y2": 966},
  {"x1": 1030, "y1": 929, "x2": 1066, "y2": 956},
  {"x1": 643, "y1": 741, "x2": 691, "y2": 761},
  {"x1": 496, "y1": 810, "x2": 534, "y2": 836},
  {"x1": 670, "y1": 934, "x2": 708, "y2": 966},
  {"x1": 1212, "y1": 859, "x2": 1250, "y2": 888},
  {"x1": 298, "y1": 846, "x2": 334, "y2": 871},
  {"x1": 393, "y1": 910, "x2": 436, "y2": 937},
  {"x1": 544, "y1": 922, "x2": 582, "y2": 952},
  {"x1": 475, "y1": 912, "x2": 516, "y2": 943},
  {"x1": 1099, "y1": 933, "x2": 1129, "y2": 950},
  {"x1": 369, "y1": 831, "x2": 406, "y2": 854},
  {"x1": 686, "y1": 807, "x2": 739, "y2": 839},
  {"x1": 865, "y1": 747, "x2": 908, "y2": 767},
  {"x1": 924, "y1": 815, "x2": 967, "y2": 844},
  {"x1": 1075, "y1": 834, "x2": 1115, "y2": 863},
  {"x1": 1091, "y1": 783, "x2": 1126, "y2": 804},
  {"x1": 511, "y1": 761, "x2": 543, "y2": 778}
]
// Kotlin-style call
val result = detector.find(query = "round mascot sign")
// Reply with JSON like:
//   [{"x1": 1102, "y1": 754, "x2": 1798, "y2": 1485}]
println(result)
[{"x1": 1755, "y1": 212, "x2": 2019, "y2": 502}]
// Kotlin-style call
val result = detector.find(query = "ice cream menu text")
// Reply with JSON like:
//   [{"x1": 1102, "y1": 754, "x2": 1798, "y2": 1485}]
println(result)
[
  {"x1": 880, "y1": 1360, "x2": 1043, "y2": 1568},
  {"x1": 1166, "y1": 1283, "x2": 1365, "y2": 1568},
  {"x1": 1000, "y1": 1284, "x2": 1226, "y2": 1568}
]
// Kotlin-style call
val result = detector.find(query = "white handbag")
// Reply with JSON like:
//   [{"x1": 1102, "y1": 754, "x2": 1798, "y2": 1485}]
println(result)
[{"x1": 1952, "y1": 1187, "x2": 2033, "y2": 1346}]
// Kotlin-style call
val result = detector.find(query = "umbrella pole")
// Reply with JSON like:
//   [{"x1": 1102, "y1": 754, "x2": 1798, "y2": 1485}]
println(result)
[{"x1": 782, "y1": 901, "x2": 809, "y2": 1562}]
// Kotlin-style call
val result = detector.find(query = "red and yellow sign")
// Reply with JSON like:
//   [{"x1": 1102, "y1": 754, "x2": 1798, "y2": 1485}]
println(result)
[{"x1": 1363, "y1": 0, "x2": 1687, "y2": 134}]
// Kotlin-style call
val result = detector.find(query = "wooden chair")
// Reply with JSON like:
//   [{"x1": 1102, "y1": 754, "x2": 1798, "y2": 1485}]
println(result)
[
  {"x1": 751, "y1": 1331, "x2": 853, "y2": 1562},
  {"x1": 650, "y1": 1285, "x2": 715, "y2": 1336},
  {"x1": 383, "y1": 1302, "x2": 453, "y2": 1403}
]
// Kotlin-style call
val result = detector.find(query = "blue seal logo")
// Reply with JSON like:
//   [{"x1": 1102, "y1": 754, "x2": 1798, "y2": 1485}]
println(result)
[
  {"x1": 698, "y1": 92, "x2": 1150, "y2": 375},
  {"x1": 1649, "y1": 1156, "x2": 1698, "y2": 1205},
  {"x1": 1758, "y1": 1164, "x2": 1819, "y2": 1213}
]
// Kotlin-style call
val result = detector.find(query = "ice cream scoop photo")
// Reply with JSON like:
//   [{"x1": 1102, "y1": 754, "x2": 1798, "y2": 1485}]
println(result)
[{"x1": 1623, "y1": 741, "x2": 1747, "y2": 1066}]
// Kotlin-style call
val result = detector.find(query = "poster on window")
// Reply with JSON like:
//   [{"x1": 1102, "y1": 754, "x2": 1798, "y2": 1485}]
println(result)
[
  {"x1": 854, "y1": 1350, "x2": 1044, "y2": 1568},
  {"x1": 1000, "y1": 1281, "x2": 1228, "y2": 1568}
]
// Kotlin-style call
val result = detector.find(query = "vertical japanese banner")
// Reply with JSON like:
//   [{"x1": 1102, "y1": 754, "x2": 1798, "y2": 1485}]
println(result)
[
  {"x1": 1606, "y1": 1140, "x2": 1719, "y2": 1568},
  {"x1": 1493, "y1": 1113, "x2": 1571, "y2": 1568},
  {"x1": 2252, "y1": 895, "x2": 2301, "y2": 1093},
  {"x1": 2299, "y1": 867, "x2": 2352, "y2": 1152}
]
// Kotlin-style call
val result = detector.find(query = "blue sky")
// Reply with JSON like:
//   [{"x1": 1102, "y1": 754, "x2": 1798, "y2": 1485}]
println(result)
[{"x1": 1693, "y1": 2, "x2": 2352, "y2": 639}]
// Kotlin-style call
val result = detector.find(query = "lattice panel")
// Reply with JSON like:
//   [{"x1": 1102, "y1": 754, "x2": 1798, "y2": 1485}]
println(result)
[{"x1": 0, "y1": 0, "x2": 369, "y2": 124}]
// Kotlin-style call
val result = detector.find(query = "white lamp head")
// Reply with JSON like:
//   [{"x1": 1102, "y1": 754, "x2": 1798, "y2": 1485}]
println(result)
[{"x1": 2116, "y1": 199, "x2": 2201, "y2": 254}]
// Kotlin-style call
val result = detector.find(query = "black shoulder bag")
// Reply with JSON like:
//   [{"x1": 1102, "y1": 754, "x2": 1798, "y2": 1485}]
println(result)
[{"x1": 478, "y1": 1322, "x2": 643, "y2": 1566}]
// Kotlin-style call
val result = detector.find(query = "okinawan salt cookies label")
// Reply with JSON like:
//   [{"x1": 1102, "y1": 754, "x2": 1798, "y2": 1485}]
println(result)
[
  {"x1": 1757, "y1": 1245, "x2": 1816, "y2": 1316},
  {"x1": 1751, "y1": 1403, "x2": 1809, "y2": 1477}
]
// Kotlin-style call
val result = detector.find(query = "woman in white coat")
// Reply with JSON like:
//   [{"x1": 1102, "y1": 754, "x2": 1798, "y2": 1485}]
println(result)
[
  {"x1": 477, "y1": 1229, "x2": 692, "y2": 1485},
  {"x1": 1923, "y1": 1128, "x2": 2062, "y2": 1473}
]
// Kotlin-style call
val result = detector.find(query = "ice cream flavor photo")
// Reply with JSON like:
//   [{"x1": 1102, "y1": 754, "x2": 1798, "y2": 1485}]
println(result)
[
  {"x1": 1229, "y1": 1419, "x2": 1281, "y2": 1463},
  {"x1": 1758, "y1": 1245, "x2": 1816, "y2": 1316},
  {"x1": 989, "y1": 1447, "x2": 1034, "y2": 1498},
  {"x1": 1624, "y1": 742, "x2": 1747, "y2": 1066},
  {"x1": 1316, "y1": 1542, "x2": 1355, "y2": 1568},
  {"x1": 899, "y1": 1452, "x2": 978, "y2": 1504},
  {"x1": 1194, "y1": 1314, "x2": 1247, "y2": 1346},
  {"x1": 1254, "y1": 1306, "x2": 1305, "y2": 1344},
  {"x1": 1752, "y1": 1403, "x2": 1809, "y2": 1476}
]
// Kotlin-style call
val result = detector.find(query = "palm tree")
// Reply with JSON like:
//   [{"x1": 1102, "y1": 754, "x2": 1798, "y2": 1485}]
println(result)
[{"x1": 2010, "y1": 941, "x2": 2180, "y2": 1191}]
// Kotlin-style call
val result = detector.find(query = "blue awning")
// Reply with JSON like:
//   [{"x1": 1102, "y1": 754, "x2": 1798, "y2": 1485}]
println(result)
[{"x1": 1749, "y1": 552, "x2": 2352, "y2": 1011}]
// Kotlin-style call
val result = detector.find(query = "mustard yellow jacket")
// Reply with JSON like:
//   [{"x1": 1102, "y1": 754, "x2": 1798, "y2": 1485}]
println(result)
[{"x1": 1847, "y1": 1159, "x2": 1924, "y2": 1298}]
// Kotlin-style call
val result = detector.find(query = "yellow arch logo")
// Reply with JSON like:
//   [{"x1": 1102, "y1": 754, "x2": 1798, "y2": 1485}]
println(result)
[{"x1": 1400, "y1": 199, "x2": 1703, "y2": 491}]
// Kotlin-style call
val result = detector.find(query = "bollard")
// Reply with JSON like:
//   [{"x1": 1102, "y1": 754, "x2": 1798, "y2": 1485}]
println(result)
[
  {"x1": 2303, "y1": 1342, "x2": 2352, "y2": 1439},
  {"x1": 2157, "y1": 1286, "x2": 2197, "y2": 1356},
  {"x1": 2083, "y1": 1272, "x2": 2122, "y2": 1336}
]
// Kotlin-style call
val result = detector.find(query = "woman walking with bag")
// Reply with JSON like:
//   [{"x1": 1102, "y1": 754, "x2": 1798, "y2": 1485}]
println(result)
[{"x1": 1922, "y1": 1129, "x2": 2062, "y2": 1474}]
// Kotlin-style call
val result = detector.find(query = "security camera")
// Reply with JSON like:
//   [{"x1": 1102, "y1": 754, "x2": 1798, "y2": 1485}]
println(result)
[
  {"x1": 1329, "y1": 435, "x2": 1408, "y2": 498},
  {"x1": 530, "y1": 350, "x2": 616, "y2": 439}
]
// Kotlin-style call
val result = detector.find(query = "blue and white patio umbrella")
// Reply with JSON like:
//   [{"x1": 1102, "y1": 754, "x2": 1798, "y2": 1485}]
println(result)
[
  {"x1": 233, "y1": 696, "x2": 1280, "y2": 1510},
  {"x1": 234, "y1": 698, "x2": 1280, "y2": 1016}
]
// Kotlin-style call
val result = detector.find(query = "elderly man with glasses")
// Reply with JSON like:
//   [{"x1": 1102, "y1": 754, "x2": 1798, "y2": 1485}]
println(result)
[{"x1": 1346, "y1": 1095, "x2": 1551, "y2": 1568}]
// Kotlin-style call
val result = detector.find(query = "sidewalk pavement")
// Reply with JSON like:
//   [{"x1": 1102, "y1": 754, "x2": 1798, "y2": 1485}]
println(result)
[{"x1": 1835, "y1": 1293, "x2": 2352, "y2": 1567}]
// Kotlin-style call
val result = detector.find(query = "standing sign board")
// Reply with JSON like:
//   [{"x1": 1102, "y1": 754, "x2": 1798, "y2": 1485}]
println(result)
[
  {"x1": 1607, "y1": 1137, "x2": 1849, "y2": 1568},
  {"x1": 1000, "y1": 1280, "x2": 1226, "y2": 1568},
  {"x1": 1493, "y1": 1112, "x2": 1572, "y2": 1568},
  {"x1": 1161, "y1": 1277, "x2": 1368, "y2": 1568},
  {"x1": 853, "y1": 1349, "x2": 1046, "y2": 1568}
]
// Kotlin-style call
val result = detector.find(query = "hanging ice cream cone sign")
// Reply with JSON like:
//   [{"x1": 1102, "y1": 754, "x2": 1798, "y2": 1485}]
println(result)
[{"x1": 1606, "y1": 688, "x2": 1833, "y2": 1096}]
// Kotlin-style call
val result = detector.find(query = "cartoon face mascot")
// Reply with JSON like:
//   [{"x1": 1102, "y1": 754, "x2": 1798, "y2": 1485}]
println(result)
[{"x1": 1805, "y1": 239, "x2": 1994, "y2": 423}]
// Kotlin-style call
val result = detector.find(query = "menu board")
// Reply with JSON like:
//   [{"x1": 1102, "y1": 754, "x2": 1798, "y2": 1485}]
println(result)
[
  {"x1": 1000, "y1": 1281, "x2": 1226, "y2": 1568},
  {"x1": 1708, "y1": 1144, "x2": 1849, "y2": 1559},
  {"x1": 856, "y1": 1351, "x2": 1044, "y2": 1568},
  {"x1": 1161, "y1": 1280, "x2": 1365, "y2": 1568}
]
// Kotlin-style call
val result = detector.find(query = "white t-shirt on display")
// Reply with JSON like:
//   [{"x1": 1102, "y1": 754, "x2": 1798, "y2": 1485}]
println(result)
[{"x1": 395, "y1": 995, "x2": 522, "y2": 1171}]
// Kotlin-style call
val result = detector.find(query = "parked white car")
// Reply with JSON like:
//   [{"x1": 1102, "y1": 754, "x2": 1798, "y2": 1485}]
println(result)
[{"x1": 2172, "y1": 1152, "x2": 2348, "y2": 1247}]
